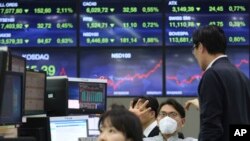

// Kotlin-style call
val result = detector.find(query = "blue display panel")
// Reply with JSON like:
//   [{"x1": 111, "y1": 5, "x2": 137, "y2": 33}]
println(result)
[
  {"x1": 80, "y1": 48, "x2": 163, "y2": 96},
  {"x1": 80, "y1": 0, "x2": 163, "y2": 47},
  {"x1": 166, "y1": 47, "x2": 250, "y2": 96},
  {"x1": 0, "y1": 0, "x2": 77, "y2": 47},
  {"x1": 166, "y1": 0, "x2": 249, "y2": 46},
  {"x1": 11, "y1": 48, "x2": 77, "y2": 77},
  {"x1": 227, "y1": 47, "x2": 249, "y2": 78},
  {"x1": 166, "y1": 48, "x2": 201, "y2": 96}
]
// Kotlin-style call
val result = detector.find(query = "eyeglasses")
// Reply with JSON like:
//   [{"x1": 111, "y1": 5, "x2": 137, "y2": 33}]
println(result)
[
  {"x1": 192, "y1": 43, "x2": 199, "y2": 54},
  {"x1": 158, "y1": 111, "x2": 179, "y2": 119}
]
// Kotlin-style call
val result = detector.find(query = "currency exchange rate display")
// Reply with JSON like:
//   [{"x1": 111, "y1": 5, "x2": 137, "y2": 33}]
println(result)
[
  {"x1": 0, "y1": 0, "x2": 77, "y2": 47},
  {"x1": 80, "y1": 0, "x2": 163, "y2": 47},
  {"x1": 166, "y1": 0, "x2": 249, "y2": 46}
]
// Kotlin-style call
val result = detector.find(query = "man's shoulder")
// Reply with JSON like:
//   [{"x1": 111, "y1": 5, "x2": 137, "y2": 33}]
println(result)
[
  {"x1": 143, "y1": 135, "x2": 198, "y2": 141},
  {"x1": 143, "y1": 135, "x2": 162, "y2": 141},
  {"x1": 183, "y1": 137, "x2": 198, "y2": 141}
]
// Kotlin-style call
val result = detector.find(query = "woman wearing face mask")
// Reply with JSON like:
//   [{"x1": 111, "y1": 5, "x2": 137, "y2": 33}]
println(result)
[
  {"x1": 144, "y1": 99, "x2": 197, "y2": 141},
  {"x1": 98, "y1": 105, "x2": 143, "y2": 141}
]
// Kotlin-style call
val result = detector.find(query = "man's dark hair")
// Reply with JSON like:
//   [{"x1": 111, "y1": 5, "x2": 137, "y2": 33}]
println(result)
[
  {"x1": 132, "y1": 96, "x2": 159, "y2": 118},
  {"x1": 192, "y1": 25, "x2": 227, "y2": 54},
  {"x1": 159, "y1": 98, "x2": 185, "y2": 118}
]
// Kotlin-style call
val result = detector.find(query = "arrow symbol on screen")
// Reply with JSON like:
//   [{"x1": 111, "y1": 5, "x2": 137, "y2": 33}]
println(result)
[
  {"x1": 24, "y1": 24, "x2": 29, "y2": 28},
  {"x1": 110, "y1": 23, "x2": 115, "y2": 27},
  {"x1": 24, "y1": 39, "x2": 29, "y2": 43},
  {"x1": 110, "y1": 8, "x2": 115, "y2": 12},
  {"x1": 24, "y1": 9, "x2": 29, "y2": 13},
  {"x1": 110, "y1": 39, "x2": 115, "y2": 42},
  {"x1": 196, "y1": 7, "x2": 201, "y2": 11}
]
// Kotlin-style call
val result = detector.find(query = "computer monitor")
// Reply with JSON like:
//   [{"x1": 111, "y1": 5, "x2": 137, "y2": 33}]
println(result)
[
  {"x1": 46, "y1": 76, "x2": 68, "y2": 116},
  {"x1": 9, "y1": 54, "x2": 26, "y2": 73},
  {"x1": 67, "y1": 77, "x2": 107, "y2": 115},
  {"x1": 46, "y1": 77, "x2": 107, "y2": 116},
  {"x1": 48, "y1": 115, "x2": 88, "y2": 141},
  {"x1": 0, "y1": 71, "x2": 23, "y2": 125},
  {"x1": 24, "y1": 70, "x2": 46, "y2": 115},
  {"x1": 0, "y1": 50, "x2": 8, "y2": 113},
  {"x1": 1, "y1": 137, "x2": 36, "y2": 141},
  {"x1": 87, "y1": 115, "x2": 100, "y2": 137}
]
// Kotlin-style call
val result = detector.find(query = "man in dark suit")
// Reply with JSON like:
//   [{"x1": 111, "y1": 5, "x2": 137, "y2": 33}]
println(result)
[
  {"x1": 192, "y1": 25, "x2": 250, "y2": 141},
  {"x1": 131, "y1": 96, "x2": 160, "y2": 137}
]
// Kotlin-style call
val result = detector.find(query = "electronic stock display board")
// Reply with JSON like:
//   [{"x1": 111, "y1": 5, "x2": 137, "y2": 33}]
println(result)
[
  {"x1": 0, "y1": 0, "x2": 77, "y2": 47},
  {"x1": 1, "y1": 0, "x2": 249, "y2": 96},
  {"x1": 80, "y1": 48, "x2": 163, "y2": 96},
  {"x1": 12, "y1": 48, "x2": 77, "y2": 77},
  {"x1": 80, "y1": 0, "x2": 163, "y2": 47},
  {"x1": 165, "y1": 47, "x2": 249, "y2": 96},
  {"x1": 166, "y1": 0, "x2": 249, "y2": 46}
]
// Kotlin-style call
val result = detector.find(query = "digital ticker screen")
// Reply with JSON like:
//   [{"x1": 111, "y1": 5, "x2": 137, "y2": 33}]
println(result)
[
  {"x1": 80, "y1": 0, "x2": 163, "y2": 47},
  {"x1": 166, "y1": 0, "x2": 249, "y2": 46},
  {"x1": 80, "y1": 48, "x2": 163, "y2": 96},
  {"x1": 0, "y1": 0, "x2": 77, "y2": 47},
  {"x1": 11, "y1": 48, "x2": 77, "y2": 77},
  {"x1": 166, "y1": 47, "x2": 250, "y2": 97}
]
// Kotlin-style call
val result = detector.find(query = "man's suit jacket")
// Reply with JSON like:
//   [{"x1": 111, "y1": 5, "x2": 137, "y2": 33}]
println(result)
[
  {"x1": 198, "y1": 57, "x2": 250, "y2": 141},
  {"x1": 147, "y1": 126, "x2": 160, "y2": 137}
]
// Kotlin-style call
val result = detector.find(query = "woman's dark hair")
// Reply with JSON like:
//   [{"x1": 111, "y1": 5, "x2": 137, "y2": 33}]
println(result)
[
  {"x1": 159, "y1": 98, "x2": 185, "y2": 118},
  {"x1": 192, "y1": 25, "x2": 227, "y2": 54},
  {"x1": 98, "y1": 107, "x2": 143, "y2": 141}
]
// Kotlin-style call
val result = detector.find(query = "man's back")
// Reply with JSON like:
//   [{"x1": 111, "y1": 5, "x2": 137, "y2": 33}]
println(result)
[{"x1": 198, "y1": 57, "x2": 250, "y2": 141}]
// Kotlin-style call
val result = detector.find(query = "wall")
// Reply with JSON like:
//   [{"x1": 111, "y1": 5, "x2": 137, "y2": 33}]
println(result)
[{"x1": 107, "y1": 97, "x2": 200, "y2": 139}]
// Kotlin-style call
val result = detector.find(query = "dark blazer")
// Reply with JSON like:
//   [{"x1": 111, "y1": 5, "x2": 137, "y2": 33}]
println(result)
[
  {"x1": 198, "y1": 57, "x2": 250, "y2": 141},
  {"x1": 147, "y1": 126, "x2": 160, "y2": 137}
]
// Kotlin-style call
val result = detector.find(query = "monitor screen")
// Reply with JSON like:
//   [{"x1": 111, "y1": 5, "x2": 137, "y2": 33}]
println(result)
[
  {"x1": 165, "y1": 48, "x2": 201, "y2": 96},
  {"x1": 166, "y1": 0, "x2": 249, "y2": 46},
  {"x1": 0, "y1": 71, "x2": 23, "y2": 125},
  {"x1": 68, "y1": 77, "x2": 107, "y2": 114},
  {"x1": 227, "y1": 47, "x2": 249, "y2": 78},
  {"x1": 80, "y1": 48, "x2": 163, "y2": 96},
  {"x1": 80, "y1": 0, "x2": 163, "y2": 47},
  {"x1": 0, "y1": 50, "x2": 8, "y2": 105},
  {"x1": 49, "y1": 115, "x2": 88, "y2": 141},
  {"x1": 24, "y1": 70, "x2": 46, "y2": 115},
  {"x1": 87, "y1": 115, "x2": 100, "y2": 137},
  {"x1": 11, "y1": 48, "x2": 77, "y2": 77},
  {"x1": 46, "y1": 76, "x2": 68, "y2": 116},
  {"x1": 0, "y1": 0, "x2": 77, "y2": 47},
  {"x1": 165, "y1": 47, "x2": 250, "y2": 96},
  {"x1": 9, "y1": 54, "x2": 26, "y2": 73}
]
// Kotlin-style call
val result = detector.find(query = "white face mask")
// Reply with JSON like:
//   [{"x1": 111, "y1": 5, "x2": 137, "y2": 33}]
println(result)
[{"x1": 158, "y1": 116, "x2": 177, "y2": 134}]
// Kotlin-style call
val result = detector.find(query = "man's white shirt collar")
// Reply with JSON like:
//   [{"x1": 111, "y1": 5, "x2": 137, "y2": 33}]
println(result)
[
  {"x1": 205, "y1": 55, "x2": 227, "y2": 71},
  {"x1": 144, "y1": 120, "x2": 158, "y2": 137}
]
